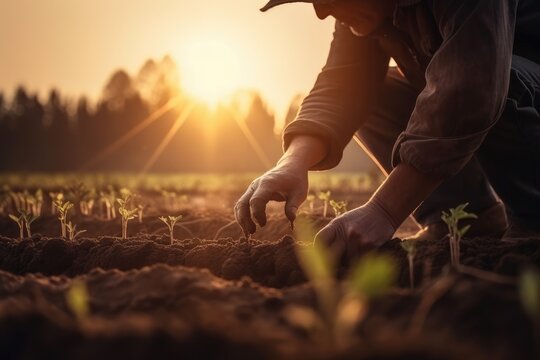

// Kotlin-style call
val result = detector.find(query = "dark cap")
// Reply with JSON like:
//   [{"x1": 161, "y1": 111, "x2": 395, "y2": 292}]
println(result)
[{"x1": 260, "y1": 0, "x2": 335, "y2": 12}]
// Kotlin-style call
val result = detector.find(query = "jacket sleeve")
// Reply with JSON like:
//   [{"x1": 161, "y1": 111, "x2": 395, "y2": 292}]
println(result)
[
  {"x1": 283, "y1": 21, "x2": 390, "y2": 170},
  {"x1": 392, "y1": 0, "x2": 518, "y2": 177}
]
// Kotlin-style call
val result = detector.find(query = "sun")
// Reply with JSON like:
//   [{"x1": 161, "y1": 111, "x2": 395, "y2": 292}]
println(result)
[{"x1": 178, "y1": 36, "x2": 247, "y2": 107}]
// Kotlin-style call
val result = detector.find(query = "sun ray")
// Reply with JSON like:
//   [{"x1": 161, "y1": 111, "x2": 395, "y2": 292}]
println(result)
[
  {"x1": 79, "y1": 95, "x2": 183, "y2": 170},
  {"x1": 229, "y1": 108, "x2": 273, "y2": 169},
  {"x1": 139, "y1": 103, "x2": 196, "y2": 174}
]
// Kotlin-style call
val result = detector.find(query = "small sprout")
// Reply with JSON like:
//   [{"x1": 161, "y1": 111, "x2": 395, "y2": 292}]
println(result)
[
  {"x1": 329, "y1": 200, "x2": 347, "y2": 217},
  {"x1": 306, "y1": 194, "x2": 315, "y2": 213},
  {"x1": 401, "y1": 239, "x2": 417, "y2": 289},
  {"x1": 54, "y1": 199, "x2": 73, "y2": 238},
  {"x1": 117, "y1": 195, "x2": 137, "y2": 239},
  {"x1": 294, "y1": 218, "x2": 396, "y2": 348},
  {"x1": 520, "y1": 268, "x2": 540, "y2": 320},
  {"x1": 347, "y1": 254, "x2": 397, "y2": 299},
  {"x1": 295, "y1": 218, "x2": 336, "y2": 327},
  {"x1": 49, "y1": 192, "x2": 64, "y2": 215},
  {"x1": 441, "y1": 203, "x2": 477, "y2": 267},
  {"x1": 66, "y1": 221, "x2": 86, "y2": 241},
  {"x1": 20, "y1": 210, "x2": 38, "y2": 238},
  {"x1": 159, "y1": 215, "x2": 183, "y2": 245},
  {"x1": 9, "y1": 209, "x2": 38, "y2": 239},
  {"x1": 66, "y1": 280, "x2": 90, "y2": 319},
  {"x1": 9, "y1": 212, "x2": 25, "y2": 240},
  {"x1": 137, "y1": 205, "x2": 145, "y2": 223},
  {"x1": 318, "y1": 191, "x2": 331, "y2": 218}
]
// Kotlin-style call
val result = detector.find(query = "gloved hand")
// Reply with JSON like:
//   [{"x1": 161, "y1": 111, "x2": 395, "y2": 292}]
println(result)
[
  {"x1": 314, "y1": 198, "x2": 398, "y2": 263},
  {"x1": 234, "y1": 160, "x2": 308, "y2": 238}
]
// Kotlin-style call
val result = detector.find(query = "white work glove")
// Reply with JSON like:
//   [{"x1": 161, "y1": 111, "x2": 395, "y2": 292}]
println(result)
[{"x1": 314, "y1": 198, "x2": 398, "y2": 263}]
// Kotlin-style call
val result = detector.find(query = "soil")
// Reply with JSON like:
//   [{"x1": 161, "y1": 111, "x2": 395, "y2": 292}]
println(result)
[{"x1": 1, "y1": 196, "x2": 540, "y2": 359}]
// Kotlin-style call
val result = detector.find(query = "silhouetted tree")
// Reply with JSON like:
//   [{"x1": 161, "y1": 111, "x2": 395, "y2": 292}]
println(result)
[{"x1": 0, "y1": 56, "x2": 340, "y2": 173}]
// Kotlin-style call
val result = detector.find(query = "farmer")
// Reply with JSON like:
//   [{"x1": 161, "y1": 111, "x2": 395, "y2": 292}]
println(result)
[{"x1": 235, "y1": 0, "x2": 540, "y2": 260}]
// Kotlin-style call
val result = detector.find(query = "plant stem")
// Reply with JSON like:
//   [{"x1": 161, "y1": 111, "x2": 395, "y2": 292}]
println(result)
[
  {"x1": 19, "y1": 225, "x2": 24, "y2": 240},
  {"x1": 323, "y1": 202, "x2": 328, "y2": 218},
  {"x1": 169, "y1": 227, "x2": 174, "y2": 245},
  {"x1": 25, "y1": 223, "x2": 31, "y2": 238},
  {"x1": 122, "y1": 220, "x2": 127, "y2": 239},
  {"x1": 408, "y1": 254, "x2": 415, "y2": 289}
]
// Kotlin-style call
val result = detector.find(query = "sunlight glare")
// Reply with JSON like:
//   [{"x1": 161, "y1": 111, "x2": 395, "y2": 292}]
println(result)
[{"x1": 180, "y1": 37, "x2": 246, "y2": 107}]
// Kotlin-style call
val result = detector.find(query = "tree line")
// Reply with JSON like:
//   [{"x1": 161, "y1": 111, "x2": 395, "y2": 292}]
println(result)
[{"x1": 0, "y1": 56, "x2": 301, "y2": 173}]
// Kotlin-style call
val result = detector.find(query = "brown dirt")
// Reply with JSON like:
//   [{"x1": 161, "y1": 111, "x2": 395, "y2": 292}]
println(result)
[{"x1": 1, "y1": 204, "x2": 540, "y2": 359}]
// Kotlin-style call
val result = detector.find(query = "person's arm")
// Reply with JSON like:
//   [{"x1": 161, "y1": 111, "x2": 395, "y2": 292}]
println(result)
[
  {"x1": 283, "y1": 21, "x2": 390, "y2": 171},
  {"x1": 276, "y1": 135, "x2": 328, "y2": 169},
  {"x1": 315, "y1": 0, "x2": 518, "y2": 259},
  {"x1": 391, "y1": 0, "x2": 517, "y2": 178},
  {"x1": 370, "y1": 163, "x2": 443, "y2": 229},
  {"x1": 235, "y1": 22, "x2": 390, "y2": 237}
]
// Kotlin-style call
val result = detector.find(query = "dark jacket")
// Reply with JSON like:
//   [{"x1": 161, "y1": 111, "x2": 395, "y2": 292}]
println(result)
[{"x1": 283, "y1": 0, "x2": 540, "y2": 177}]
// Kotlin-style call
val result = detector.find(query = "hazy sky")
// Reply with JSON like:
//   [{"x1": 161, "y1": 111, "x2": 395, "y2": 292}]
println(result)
[{"x1": 0, "y1": 0, "x2": 334, "y2": 122}]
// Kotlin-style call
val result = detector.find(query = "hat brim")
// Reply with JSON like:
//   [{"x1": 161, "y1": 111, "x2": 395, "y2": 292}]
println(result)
[{"x1": 260, "y1": 0, "x2": 334, "y2": 12}]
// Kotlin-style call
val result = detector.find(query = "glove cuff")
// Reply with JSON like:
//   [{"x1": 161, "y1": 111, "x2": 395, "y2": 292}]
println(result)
[{"x1": 368, "y1": 196, "x2": 401, "y2": 231}]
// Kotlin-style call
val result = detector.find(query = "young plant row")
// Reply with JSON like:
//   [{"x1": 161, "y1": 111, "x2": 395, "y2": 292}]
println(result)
[
  {"x1": 7, "y1": 193, "x2": 184, "y2": 244},
  {"x1": 0, "y1": 184, "x2": 189, "y2": 221},
  {"x1": 305, "y1": 190, "x2": 348, "y2": 218}
]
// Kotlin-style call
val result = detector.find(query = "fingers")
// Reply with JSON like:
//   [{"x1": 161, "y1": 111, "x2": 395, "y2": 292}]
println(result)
[
  {"x1": 315, "y1": 223, "x2": 346, "y2": 263},
  {"x1": 234, "y1": 183, "x2": 257, "y2": 238},
  {"x1": 250, "y1": 187, "x2": 277, "y2": 227},
  {"x1": 284, "y1": 191, "x2": 304, "y2": 226}
]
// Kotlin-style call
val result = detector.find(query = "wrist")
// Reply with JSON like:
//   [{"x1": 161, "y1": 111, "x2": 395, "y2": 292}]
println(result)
[
  {"x1": 280, "y1": 135, "x2": 328, "y2": 170},
  {"x1": 370, "y1": 163, "x2": 444, "y2": 229},
  {"x1": 366, "y1": 196, "x2": 400, "y2": 231}
]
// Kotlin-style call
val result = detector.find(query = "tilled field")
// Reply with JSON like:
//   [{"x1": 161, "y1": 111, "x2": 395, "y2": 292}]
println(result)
[{"x1": 1, "y1": 185, "x2": 540, "y2": 359}]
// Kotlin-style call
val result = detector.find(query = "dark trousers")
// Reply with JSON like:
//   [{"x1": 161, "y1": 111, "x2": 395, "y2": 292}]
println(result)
[{"x1": 356, "y1": 55, "x2": 540, "y2": 226}]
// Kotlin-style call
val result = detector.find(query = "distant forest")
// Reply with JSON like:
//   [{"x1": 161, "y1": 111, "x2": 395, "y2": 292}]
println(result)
[{"x1": 0, "y1": 56, "x2": 372, "y2": 173}]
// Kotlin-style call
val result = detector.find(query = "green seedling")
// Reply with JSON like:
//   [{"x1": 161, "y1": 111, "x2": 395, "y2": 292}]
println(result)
[
  {"x1": 49, "y1": 192, "x2": 64, "y2": 215},
  {"x1": 441, "y1": 203, "x2": 477, "y2": 267},
  {"x1": 66, "y1": 280, "x2": 90, "y2": 319},
  {"x1": 519, "y1": 268, "x2": 540, "y2": 351},
  {"x1": 520, "y1": 268, "x2": 540, "y2": 320},
  {"x1": 329, "y1": 200, "x2": 347, "y2": 217},
  {"x1": 117, "y1": 195, "x2": 137, "y2": 239},
  {"x1": 159, "y1": 215, "x2": 183, "y2": 245},
  {"x1": 137, "y1": 204, "x2": 146, "y2": 223},
  {"x1": 34, "y1": 189, "x2": 43, "y2": 216},
  {"x1": 66, "y1": 221, "x2": 86, "y2": 241},
  {"x1": 9, "y1": 190, "x2": 43, "y2": 217},
  {"x1": 318, "y1": 191, "x2": 331, "y2": 217},
  {"x1": 401, "y1": 239, "x2": 417, "y2": 289},
  {"x1": 80, "y1": 198, "x2": 95, "y2": 216},
  {"x1": 306, "y1": 194, "x2": 315, "y2": 213},
  {"x1": 20, "y1": 210, "x2": 38, "y2": 238},
  {"x1": 8, "y1": 212, "x2": 25, "y2": 239},
  {"x1": 54, "y1": 199, "x2": 73, "y2": 238},
  {"x1": 293, "y1": 219, "x2": 396, "y2": 348},
  {"x1": 9, "y1": 209, "x2": 38, "y2": 239},
  {"x1": 161, "y1": 190, "x2": 189, "y2": 211},
  {"x1": 132, "y1": 194, "x2": 148, "y2": 223},
  {"x1": 99, "y1": 190, "x2": 116, "y2": 220}
]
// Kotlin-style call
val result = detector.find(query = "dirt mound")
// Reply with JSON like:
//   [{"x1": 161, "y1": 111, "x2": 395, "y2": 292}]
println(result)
[
  {"x1": 0, "y1": 234, "x2": 305, "y2": 288},
  {"x1": 3, "y1": 234, "x2": 540, "y2": 289},
  {"x1": 381, "y1": 237, "x2": 540, "y2": 286},
  {"x1": 0, "y1": 264, "x2": 535, "y2": 360}
]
